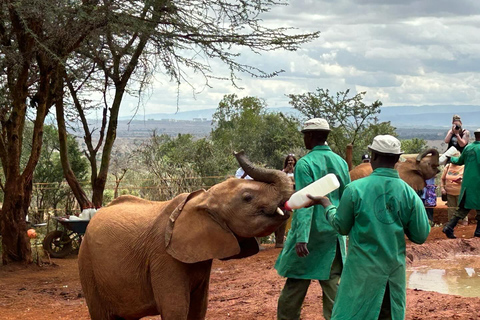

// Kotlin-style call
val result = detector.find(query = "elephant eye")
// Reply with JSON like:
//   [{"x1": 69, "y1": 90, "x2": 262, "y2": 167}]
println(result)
[{"x1": 242, "y1": 192, "x2": 254, "y2": 203}]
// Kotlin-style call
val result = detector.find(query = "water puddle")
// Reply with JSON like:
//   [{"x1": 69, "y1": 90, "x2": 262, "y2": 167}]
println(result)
[{"x1": 407, "y1": 256, "x2": 480, "y2": 297}]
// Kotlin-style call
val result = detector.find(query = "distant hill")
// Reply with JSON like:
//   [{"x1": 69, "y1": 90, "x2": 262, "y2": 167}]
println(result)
[
  {"x1": 119, "y1": 105, "x2": 480, "y2": 129},
  {"x1": 379, "y1": 105, "x2": 480, "y2": 129}
]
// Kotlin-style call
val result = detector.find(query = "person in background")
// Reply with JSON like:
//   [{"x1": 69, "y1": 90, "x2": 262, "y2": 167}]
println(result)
[
  {"x1": 440, "y1": 156, "x2": 467, "y2": 226},
  {"x1": 282, "y1": 153, "x2": 297, "y2": 181},
  {"x1": 276, "y1": 154, "x2": 297, "y2": 248},
  {"x1": 444, "y1": 114, "x2": 470, "y2": 153},
  {"x1": 275, "y1": 118, "x2": 351, "y2": 320},
  {"x1": 443, "y1": 128, "x2": 480, "y2": 239},
  {"x1": 307, "y1": 135, "x2": 430, "y2": 320},
  {"x1": 421, "y1": 177, "x2": 436, "y2": 226},
  {"x1": 235, "y1": 167, "x2": 253, "y2": 180},
  {"x1": 361, "y1": 153, "x2": 370, "y2": 163}
]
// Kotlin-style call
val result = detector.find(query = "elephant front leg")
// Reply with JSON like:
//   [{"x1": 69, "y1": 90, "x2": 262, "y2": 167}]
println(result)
[
  {"x1": 154, "y1": 289, "x2": 190, "y2": 320},
  {"x1": 151, "y1": 270, "x2": 191, "y2": 320},
  {"x1": 275, "y1": 220, "x2": 287, "y2": 248},
  {"x1": 187, "y1": 276, "x2": 210, "y2": 320}
]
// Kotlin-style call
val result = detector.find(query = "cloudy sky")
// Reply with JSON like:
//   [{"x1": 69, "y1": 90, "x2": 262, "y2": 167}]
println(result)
[{"x1": 120, "y1": 0, "x2": 480, "y2": 117}]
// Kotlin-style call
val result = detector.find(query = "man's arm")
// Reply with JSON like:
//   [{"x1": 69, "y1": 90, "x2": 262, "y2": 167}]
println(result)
[
  {"x1": 293, "y1": 161, "x2": 315, "y2": 257},
  {"x1": 404, "y1": 193, "x2": 431, "y2": 244},
  {"x1": 308, "y1": 186, "x2": 355, "y2": 235},
  {"x1": 450, "y1": 146, "x2": 467, "y2": 165},
  {"x1": 338, "y1": 162, "x2": 352, "y2": 199}
]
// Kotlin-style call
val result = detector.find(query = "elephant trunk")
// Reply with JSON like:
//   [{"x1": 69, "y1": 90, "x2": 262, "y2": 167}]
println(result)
[
  {"x1": 234, "y1": 151, "x2": 293, "y2": 200},
  {"x1": 416, "y1": 148, "x2": 439, "y2": 165}
]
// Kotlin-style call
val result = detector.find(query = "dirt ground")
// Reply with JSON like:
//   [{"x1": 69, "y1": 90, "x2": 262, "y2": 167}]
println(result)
[{"x1": 1, "y1": 225, "x2": 480, "y2": 320}]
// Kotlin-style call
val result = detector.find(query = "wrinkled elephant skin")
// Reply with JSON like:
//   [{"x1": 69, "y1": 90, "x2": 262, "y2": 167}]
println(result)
[{"x1": 78, "y1": 176, "x2": 292, "y2": 320}]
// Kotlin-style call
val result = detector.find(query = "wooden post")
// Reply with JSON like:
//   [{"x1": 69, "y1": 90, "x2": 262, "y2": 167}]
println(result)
[{"x1": 346, "y1": 144, "x2": 353, "y2": 171}]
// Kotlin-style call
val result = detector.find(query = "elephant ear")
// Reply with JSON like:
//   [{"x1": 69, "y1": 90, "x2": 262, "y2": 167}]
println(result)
[
  {"x1": 395, "y1": 160, "x2": 426, "y2": 192},
  {"x1": 165, "y1": 190, "x2": 246, "y2": 263}
]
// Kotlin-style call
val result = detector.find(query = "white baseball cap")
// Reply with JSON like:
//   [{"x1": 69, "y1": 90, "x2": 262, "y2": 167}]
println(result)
[
  {"x1": 475, "y1": 128, "x2": 480, "y2": 133},
  {"x1": 301, "y1": 118, "x2": 330, "y2": 133},
  {"x1": 368, "y1": 135, "x2": 403, "y2": 155}
]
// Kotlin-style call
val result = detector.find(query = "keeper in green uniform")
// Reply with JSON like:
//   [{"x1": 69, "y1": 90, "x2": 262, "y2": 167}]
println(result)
[
  {"x1": 275, "y1": 118, "x2": 351, "y2": 320},
  {"x1": 308, "y1": 135, "x2": 431, "y2": 320},
  {"x1": 443, "y1": 128, "x2": 480, "y2": 239}
]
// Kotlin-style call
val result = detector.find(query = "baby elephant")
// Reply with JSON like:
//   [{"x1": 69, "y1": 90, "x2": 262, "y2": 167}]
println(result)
[{"x1": 78, "y1": 152, "x2": 292, "y2": 320}]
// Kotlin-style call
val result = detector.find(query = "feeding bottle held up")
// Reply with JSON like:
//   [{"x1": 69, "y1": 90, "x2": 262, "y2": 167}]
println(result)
[
  {"x1": 284, "y1": 173, "x2": 340, "y2": 210},
  {"x1": 439, "y1": 146, "x2": 458, "y2": 165}
]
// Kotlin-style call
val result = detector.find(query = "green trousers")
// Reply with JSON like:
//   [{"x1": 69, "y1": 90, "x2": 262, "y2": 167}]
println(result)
[
  {"x1": 454, "y1": 196, "x2": 480, "y2": 221},
  {"x1": 277, "y1": 243, "x2": 343, "y2": 320}
]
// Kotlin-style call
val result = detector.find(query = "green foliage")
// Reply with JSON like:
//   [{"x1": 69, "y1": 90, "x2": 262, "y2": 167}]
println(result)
[
  {"x1": 30, "y1": 124, "x2": 89, "y2": 222},
  {"x1": 287, "y1": 89, "x2": 397, "y2": 164},
  {"x1": 212, "y1": 94, "x2": 303, "y2": 169},
  {"x1": 102, "y1": 189, "x2": 114, "y2": 206},
  {"x1": 401, "y1": 138, "x2": 428, "y2": 154},
  {"x1": 191, "y1": 138, "x2": 236, "y2": 180},
  {"x1": 136, "y1": 133, "x2": 204, "y2": 201}
]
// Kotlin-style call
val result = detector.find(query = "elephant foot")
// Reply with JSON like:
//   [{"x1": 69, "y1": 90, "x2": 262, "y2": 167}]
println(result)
[
  {"x1": 442, "y1": 225, "x2": 456, "y2": 239},
  {"x1": 275, "y1": 243, "x2": 284, "y2": 248}
]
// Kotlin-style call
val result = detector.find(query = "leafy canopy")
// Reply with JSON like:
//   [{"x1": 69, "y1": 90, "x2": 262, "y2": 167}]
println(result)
[
  {"x1": 288, "y1": 89, "x2": 396, "y2": 164},
  {"x1": 212, "y1": 94, "x2": 302, "y2": 169}
]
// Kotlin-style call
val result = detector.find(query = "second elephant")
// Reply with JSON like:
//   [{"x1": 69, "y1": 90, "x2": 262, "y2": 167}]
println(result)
[{"x1": 349, "y1": 148, "x2": 440, "y2": 191}]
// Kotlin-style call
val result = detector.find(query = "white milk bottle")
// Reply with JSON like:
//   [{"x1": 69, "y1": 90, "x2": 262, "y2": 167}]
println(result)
[
  {"x1": 284, "y1": 173, "x2": 340, "y2": 210},
  {"x1": 439, "y1": 146, "x2": 458, "y2": 165}
]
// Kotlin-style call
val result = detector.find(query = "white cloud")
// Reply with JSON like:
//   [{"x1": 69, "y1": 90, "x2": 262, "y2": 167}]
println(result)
[{"x1": 118, "y1": 0, "x2": 480, "y2": 116}]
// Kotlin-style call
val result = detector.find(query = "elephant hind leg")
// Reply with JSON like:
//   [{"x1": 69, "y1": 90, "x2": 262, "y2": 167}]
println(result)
[
  {"x1": 85, "y1": 297, "x2": 117, "y2": 320},
  {"x1": 79, "y1": 248, "x2": 115, "y2": 320}
]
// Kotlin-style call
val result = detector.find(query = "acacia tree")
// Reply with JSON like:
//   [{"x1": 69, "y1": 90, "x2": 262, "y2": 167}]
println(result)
[
  {"x1": 212, "y1": 94, "x2": 303, "y2": 169},
  {"x1": 109, "y1": 147, "x2": 135, "y2": 199},
  {"x1": 287, "y1": 89, "x2": 396, "y2": 164},
  {"x1": 31, "y1": 125, "x2": 89, "y2": 223},
  {"x1": 401, "y1": 138, "x2": 428, "y2": 154},
  {"x1": 56, "y1": 0, "x2": 319, "y2": 208},
  {"x1": 0, "y1": 0, "x2": 104, "y2": 264}
]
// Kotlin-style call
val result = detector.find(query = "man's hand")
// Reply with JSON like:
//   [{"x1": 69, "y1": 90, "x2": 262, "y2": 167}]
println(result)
[
  {"x1": 295, "y1": 242, "x2": 309, "y2": 257},
  {"x1": 306, "y1": 195, "x2": 332, "y2": 208}
]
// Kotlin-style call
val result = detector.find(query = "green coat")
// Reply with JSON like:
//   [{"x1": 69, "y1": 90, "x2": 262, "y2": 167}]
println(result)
[
  {"x1": 275, "y1": 145, "x2": 350, "y2": 280},
  {"x1": 325, "y1": 168, "x2": 431, "y2": 320},
  {"x1": 451, "y1": 141, "x2": 480, "y2": 209}
]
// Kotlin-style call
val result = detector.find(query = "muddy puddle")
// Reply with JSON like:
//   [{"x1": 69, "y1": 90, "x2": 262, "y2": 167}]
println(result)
[{"x1": 407, "y1": 255, "x2": 480, "y2": 297}]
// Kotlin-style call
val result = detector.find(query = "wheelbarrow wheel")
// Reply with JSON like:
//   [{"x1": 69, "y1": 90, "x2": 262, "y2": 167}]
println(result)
[{"x1": 43, "y1": 230, "x2": 73, "y2": 258}]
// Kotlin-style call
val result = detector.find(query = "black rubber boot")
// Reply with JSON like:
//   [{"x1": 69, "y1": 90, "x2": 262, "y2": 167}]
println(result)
[
  {"x1": 443, "y1": 217, "x2": 460, "y2": 239},
  {"x1": 474, "y1": 221, "x2": 480, "y2": 238}
]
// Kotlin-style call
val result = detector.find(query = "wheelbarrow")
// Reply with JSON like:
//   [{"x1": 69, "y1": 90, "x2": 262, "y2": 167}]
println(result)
[{"x1": 42, "y1": 216, "x2": 89, "y2": 258}]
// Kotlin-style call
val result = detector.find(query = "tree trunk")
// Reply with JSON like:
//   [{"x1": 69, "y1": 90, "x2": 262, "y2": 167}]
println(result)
[
  {"x1": 55, "y1": 81, "x2": 93, "y2": 211},
  {"x1": 1, "y1": 172, "x2": 33, "y2": 264},
  {"x1": 90, "y1": 84, "x2": 128, "y2": 208},
  {"x1": 346, "y1": 144, "x2": 353, "y2": 171}
]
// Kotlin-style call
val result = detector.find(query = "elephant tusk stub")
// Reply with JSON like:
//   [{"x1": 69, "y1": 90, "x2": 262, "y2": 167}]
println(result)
[{"x1": 276, "y1": 207, "x2": 284, "y2": 216}]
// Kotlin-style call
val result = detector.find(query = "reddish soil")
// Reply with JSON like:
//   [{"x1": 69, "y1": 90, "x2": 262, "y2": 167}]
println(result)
[{"x1": 1, "y1": 226, "x2": 480, "y2": 320}]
